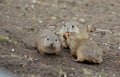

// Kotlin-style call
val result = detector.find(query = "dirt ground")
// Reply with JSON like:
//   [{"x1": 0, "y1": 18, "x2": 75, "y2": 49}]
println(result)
[{"x1": 0, "y1": 0, "x2": 120, "y2": 77}]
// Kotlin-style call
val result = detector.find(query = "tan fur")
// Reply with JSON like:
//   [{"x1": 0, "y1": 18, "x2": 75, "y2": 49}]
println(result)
[
  {"x1": 67, "y1": 23, "x2": 103, "y2": 64},
  {"x1": 59, "y1": 21, "x2": 93, "y2": 48},
  {"x1": 60, "y1": 35, "x2": 68, "y2": 48},
  {"x1": 87, "y1": 25, "x2": 96, "y2": 32},
  {"x1": 76, "y1": 40, "x2": 103, "y2": 64},
  {"x1": 35, "y1": 29, "x2": 61, "y2": 54}
]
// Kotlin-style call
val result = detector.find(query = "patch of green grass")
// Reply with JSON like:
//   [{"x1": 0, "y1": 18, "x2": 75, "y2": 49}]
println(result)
[
  {"x1": 0, "y1": 35, "x2": 17, "y2": 44},
  {"x1": 56, "y1": 69, "x2": 67, "y2": 77},
  {"x1": 0, "y1": 35, "x2": 11, "y2": 42},
  {"x1": 82, "y1": 68, "x2": 93, "y2": 77},
  {"x1": 82, "y1": 68, "x2": 105, "y2": 77},
  {"x1": 97, "y1": 70, "x2": 105, "y2": 77}
]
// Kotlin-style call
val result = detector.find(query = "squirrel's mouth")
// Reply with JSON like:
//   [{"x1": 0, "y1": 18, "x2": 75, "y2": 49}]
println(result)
[
  {"x1": 63, "y1": 32, "x2": 69, "y2": 39},
  {"x1": 47, "y1": 46, "x2": 56, "y2": 49}
]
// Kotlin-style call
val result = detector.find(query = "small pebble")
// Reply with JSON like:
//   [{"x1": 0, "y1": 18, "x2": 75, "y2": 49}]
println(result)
[
  {"x1": 50, "y1": 16, "x2": 57, "y2": 20},
  {"x1": 7, "y1": 16, "x2": 9, "y2": 19},
  {"x1": 103, "y1": 43, "x2": 108, "y2": 46},
  {"x1": 79, "y1": 18, "x2": 85, "y2": 23},
  {"x1": 113, "y1": 74, "x2": 116, "y2": 77},
  {"x1": 32, "y1": 0, "x2": 37, "y2": 3},
  {"x1": 111, "y1": 12, "x2": 116, "y2": 15},
  {"x1": 118, "y1": 47, "x2": 120, "y2": 50},
  {"x1": 50, "y1": 26, "x2": 55, "y2": 29},
  {"x1": 90, "y1": 38, "x2": 93, "y2": 40},
  {"x1": 29, "y1": 57, "x2": 33, "y2": 61},
  {"x1": 118, "y1": 14, "x2": 120, "y2": 18},
  {"x1": 38, "y1": 19, "x2": 43, "y2": 23},
  {"x1": 31, "y1": 5, "x2": 34, "y2": 8},
  {"x1": 11, "y1": 49, "x2": 15, "y2": 52},
  {"x1": 25, "y1": 4, "x2": 29, "y2": 7},
  {"x1": 32, "y1": 16, "x2": 36, "y2": 19},
  {"x1": 72, "y1": 17, "x2": 77, "y2": 20},
  {"x1": 24, "y1": 55, "x2": 27, "y2": 58},
  {"x1": 34, "y1": 58, "x2": 39, "y2": 61}
]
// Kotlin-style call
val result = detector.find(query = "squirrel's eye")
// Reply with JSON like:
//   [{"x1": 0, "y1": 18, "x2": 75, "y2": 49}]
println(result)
[
  {"x1": 72, "y1": 25, "x2": 74, "y2": 28},
  {"x1": 55, "y1": 39, "x2": 58, "y2": 41},
  {"x1": 47, "y1": 38, "x2": 49, "y2": 41},
  {"x1": 64, "y1": 25, "x2": 66, "y2": 27}
]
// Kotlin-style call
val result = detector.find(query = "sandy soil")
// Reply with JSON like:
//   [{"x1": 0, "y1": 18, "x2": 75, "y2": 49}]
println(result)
[{"x1": 0, "y1": 0, "x2": 120, "y2": 77}]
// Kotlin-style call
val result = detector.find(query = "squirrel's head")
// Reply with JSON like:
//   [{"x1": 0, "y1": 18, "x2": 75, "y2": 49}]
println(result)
[
  {"x1": 60, "y1": 21, "x2": 95, "y2": 40},
  {"x1": 44, "y1": 34, "x2": 61, "y2": 51},
  {"x1": 64, "y1": 21, "x2": 96, "y2": 33},
  {"x1": 59, "y1": 21, "x2": 79, "y2": 35}
]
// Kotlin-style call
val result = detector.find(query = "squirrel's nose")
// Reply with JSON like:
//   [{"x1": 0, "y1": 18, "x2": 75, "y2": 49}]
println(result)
[
  {"x1": 67, "y1": 29, "x2": 69, "y2": 32},
  {"x1": 50, "y1": 43, "x2": 54, "y2": 46}
]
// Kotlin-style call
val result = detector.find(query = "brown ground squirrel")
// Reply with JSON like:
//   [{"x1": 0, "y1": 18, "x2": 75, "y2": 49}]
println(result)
[
  {"x1": 59, "y1": 21, "x2": 95, "y2": 48},
  {"x1": 35, "y1": 29, "x2": 61, "y2": 54},
  {"x1": 66, "y1": 23, "x2": 103, "y2": 64}
]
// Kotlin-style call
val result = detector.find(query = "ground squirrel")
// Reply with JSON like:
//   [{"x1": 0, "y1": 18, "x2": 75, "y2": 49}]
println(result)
[
  {"x1": 35, "y1": 29, "x2": 61, "y2": 54},
  {"x1": 59, "y1": 21, "x2": 95, "y2": 48},
  {"x1": 66, "y1": 23, "x2": 103, "y2": 64}
]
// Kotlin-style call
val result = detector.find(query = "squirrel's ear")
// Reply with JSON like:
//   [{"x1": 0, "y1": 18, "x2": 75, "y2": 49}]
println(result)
[{"x1": 87, "y1": 25, "x2": 96, "y2": 32}]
